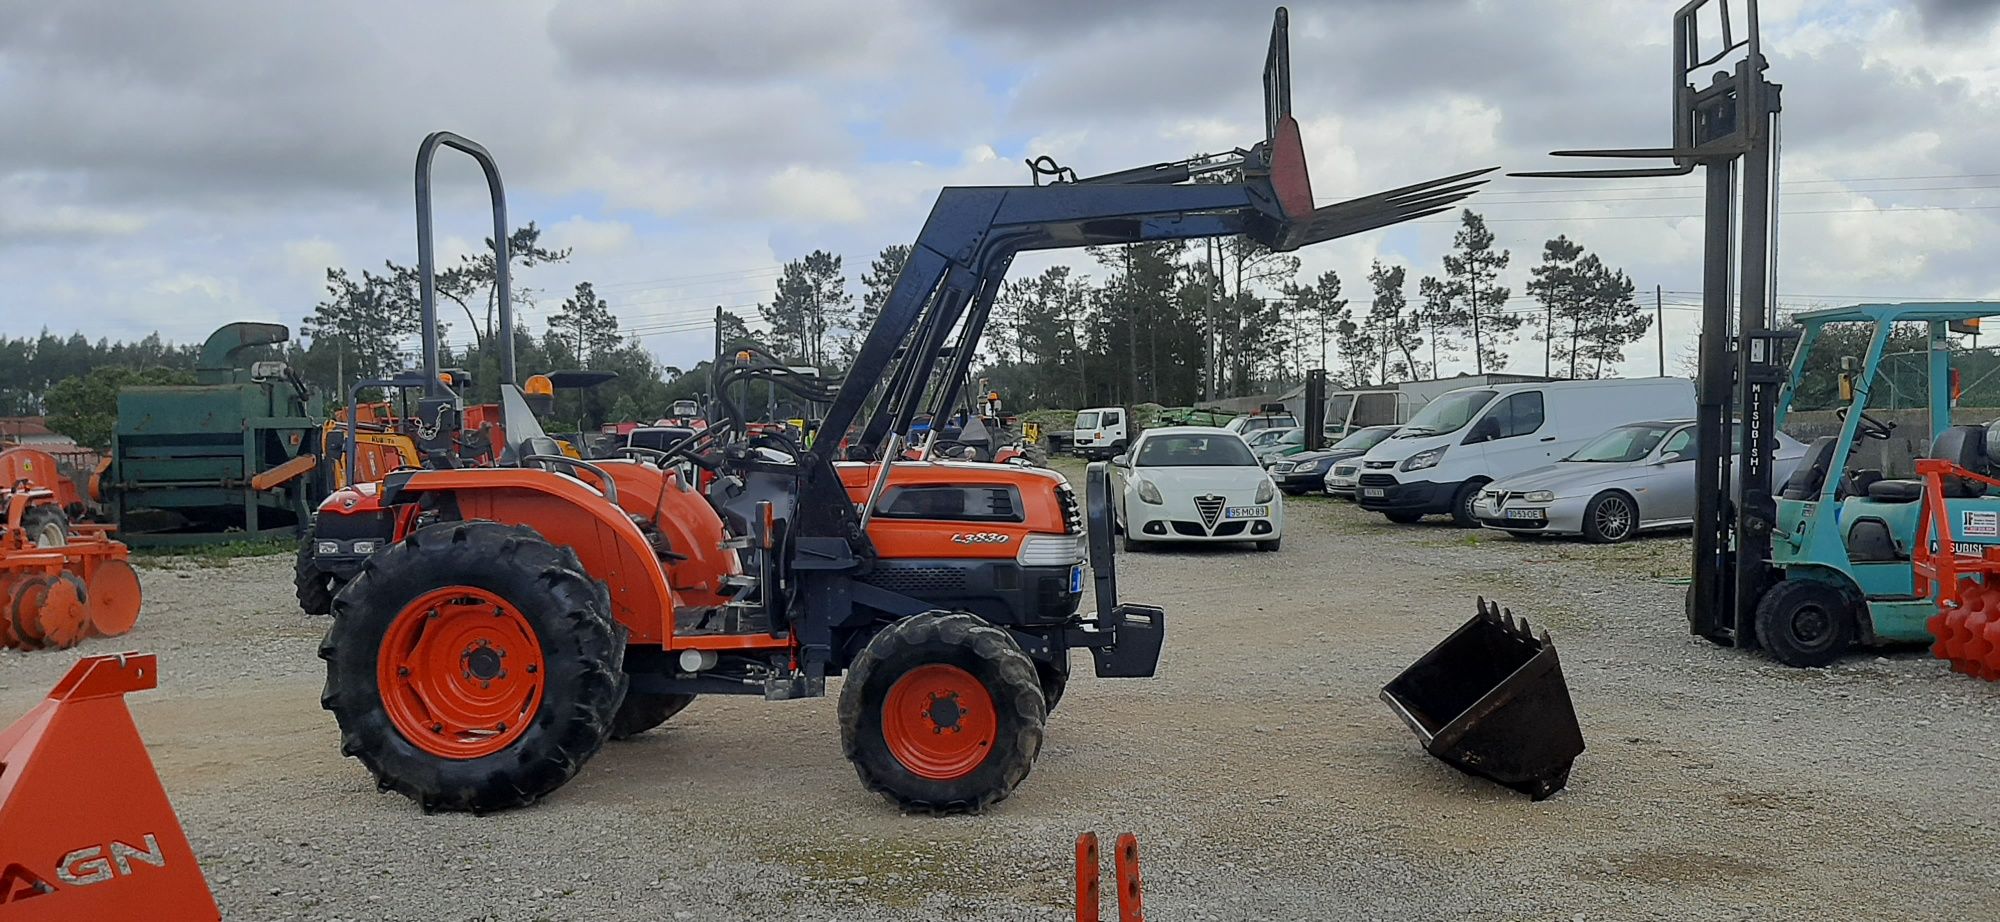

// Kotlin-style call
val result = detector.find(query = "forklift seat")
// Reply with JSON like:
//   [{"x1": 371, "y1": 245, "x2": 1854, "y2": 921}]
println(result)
[
  {"x1": 1780, "y1": 437, "x2": 1839, "y2": 500},
  {"x1": 1865, "y1": 479, "x2": 1923, "y2": 502}
]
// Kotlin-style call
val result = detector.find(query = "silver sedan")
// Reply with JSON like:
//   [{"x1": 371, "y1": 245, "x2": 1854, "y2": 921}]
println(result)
[{"x1": 1473, "y1": 420, "x2": 1806, "y2": 543}]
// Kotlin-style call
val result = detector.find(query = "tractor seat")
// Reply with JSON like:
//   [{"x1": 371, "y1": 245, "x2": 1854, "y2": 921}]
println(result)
[{"x1": 1865, "y1": 479, "x2": 1923, "y2": 502}]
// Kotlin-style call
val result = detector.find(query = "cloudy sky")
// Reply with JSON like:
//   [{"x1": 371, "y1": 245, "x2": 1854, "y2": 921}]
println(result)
[{"x1": 4, "y1": 0, "x2": 1998, "y2": 379}]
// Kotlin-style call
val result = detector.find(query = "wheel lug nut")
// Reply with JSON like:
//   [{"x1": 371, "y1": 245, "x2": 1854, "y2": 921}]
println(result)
[{"x1": 525, "y1": 664, "x2": 537, "y2": 674}]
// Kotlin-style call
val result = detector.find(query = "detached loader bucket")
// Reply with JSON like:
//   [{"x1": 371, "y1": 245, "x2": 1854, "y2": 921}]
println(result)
[
  {"x1": 1381, "y1": 598, "x2": 1584, "y2": 800},
  {"x1": 0, "y1": 653, "x2": 219, "y2": 919}
]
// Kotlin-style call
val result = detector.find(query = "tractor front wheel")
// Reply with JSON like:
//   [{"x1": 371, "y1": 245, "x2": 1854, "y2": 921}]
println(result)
[
  {"x1": 319, "y1": 521, "x2": 628, "y2": 813},
  {"x1": 839, "y1": 611, "x2": 1045, "y2": 814},
  {"x1": 295, "y1": 540, "x2": 337, "y2": 616},
  {"x1": 1753, "y1": 578, "x2": 1856, "y2": 667}
]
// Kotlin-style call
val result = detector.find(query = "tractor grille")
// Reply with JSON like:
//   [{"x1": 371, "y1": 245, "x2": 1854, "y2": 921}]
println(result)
[
  {"x1": 1357, "y1": 474, "x2": 1398, "y2": 488},
  {"x1": 860, "y1": 567, "x2": 968, "y2": 595},
  {"x1": 1194, "y1": 494, "x2": 1225, "y2": 528}
]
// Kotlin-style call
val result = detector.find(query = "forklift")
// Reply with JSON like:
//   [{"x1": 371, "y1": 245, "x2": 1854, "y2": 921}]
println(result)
[
  {"x1": 1520, "y1": 0, "x2": 1798, "y2": 661},
  {"x1": 315, "y1": 7, "x2": 1497, "y2": 814},
  {"x1": 1747, "y1": 303, "x2": 1998, "y2": 665},
  {"x1": 1522, "y1": 0, "x2": 1999, "y2": 667}
]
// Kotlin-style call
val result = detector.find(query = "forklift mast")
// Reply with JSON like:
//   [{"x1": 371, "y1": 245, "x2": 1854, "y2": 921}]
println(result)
[
  {"x1": 809, "y1": 8, "x2": 1493, "y2": 536},
  {"x1": 1515, "y1": 0, "x2": 1782, "y2": 646}
]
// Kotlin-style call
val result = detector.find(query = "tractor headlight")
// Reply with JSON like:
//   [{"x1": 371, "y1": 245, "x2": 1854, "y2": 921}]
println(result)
[
  {"x1": 1017, "y1": 533, "x2": 1086, "y2": 567},
  {"x1": 1254, "y1": 479, "x2": 1276, "y2": 504},
  {"x1": 1523, "y1": 490, "x2": 1556, "y2": 503},
  {"x1": 1136, "y1": 479, "x2": 1164, "y2": 505},
  {"x1": 351, "y1": 539, "x2": 379, "y2": 554},
  {"x1": 315, "y1": 540, "x2": 339, "y2": 555},
  {"x1": 1401, "y1": 446, "x2": 1447, "y2": 472}
]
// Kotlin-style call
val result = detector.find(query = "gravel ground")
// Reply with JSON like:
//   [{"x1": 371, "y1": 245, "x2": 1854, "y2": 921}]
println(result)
[{"x1": 3, "y1": 470, "x2": 1997, "y2": 921}]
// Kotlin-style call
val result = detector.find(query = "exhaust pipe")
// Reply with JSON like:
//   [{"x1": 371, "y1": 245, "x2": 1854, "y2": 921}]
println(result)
[{"x1": 1381, "y1": 597, "x2": 1585, "y2": 800}]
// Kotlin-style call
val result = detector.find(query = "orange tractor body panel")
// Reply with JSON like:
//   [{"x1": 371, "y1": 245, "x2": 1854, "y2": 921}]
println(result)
[
  {"x1": 595, "y1": 461, "x2": 740, "y2": 610},
  {"x1": 837, "y1": 460, "x2": 1072, "y2": 560}
]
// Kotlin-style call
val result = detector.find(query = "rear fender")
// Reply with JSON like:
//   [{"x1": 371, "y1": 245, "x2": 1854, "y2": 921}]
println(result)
[
  {"x1": 385, "y1": 468, "x2": 677, "y2": 644},
  {"x1": 595, "y1": 459, "x2": 740, "y2": 608}
]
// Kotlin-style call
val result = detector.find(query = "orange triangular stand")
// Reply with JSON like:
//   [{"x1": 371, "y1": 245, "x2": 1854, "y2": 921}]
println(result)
[{"x1": 0, "y1": 653, "x2": 219, "y2": 920}]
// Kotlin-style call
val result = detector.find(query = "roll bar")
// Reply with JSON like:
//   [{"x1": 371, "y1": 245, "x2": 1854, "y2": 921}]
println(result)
[{"x1": 414, "y1": 131, "x2": 513, "y2": 394}]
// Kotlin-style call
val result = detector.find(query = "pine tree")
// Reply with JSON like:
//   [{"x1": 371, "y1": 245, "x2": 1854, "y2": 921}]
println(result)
[
  {"x1": 848, "y1": 244, "x2": 910, "y2": 362},
  {"x1": 546, "y1": 281, "x2": 621, "y2": 365},
  {"x1": 1439, "y1": 210, "x2": 1517, "y2": 373},
  {"x1": 1526, "y1": 236, "x2": 1586, "y2": 377},
  {"x1": 1367, "y1": 261, "x2": 1422, "y2": 381},
  {"x1": 759, "y1": 250, "x2": 849, "y2": 367}
]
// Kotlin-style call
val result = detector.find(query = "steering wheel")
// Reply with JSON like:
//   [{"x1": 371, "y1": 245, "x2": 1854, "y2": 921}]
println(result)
[
  {"x1": 519, "y1": 454, "x2": 620, "y2": 504},
  {"x1": 614, "y1": 445, "x2": 672, "y2": 466},
  {"x1": 1837, "y1": 406, "x2": 1896, "y2": 441}
]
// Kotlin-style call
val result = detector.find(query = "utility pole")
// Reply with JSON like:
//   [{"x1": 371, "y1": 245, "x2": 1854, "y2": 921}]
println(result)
[{"x1": 1656, "y1": 284, "x2": 1666, "y2": 376}]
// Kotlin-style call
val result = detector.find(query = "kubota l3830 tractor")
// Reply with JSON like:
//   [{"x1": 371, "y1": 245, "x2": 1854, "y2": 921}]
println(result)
[{"x1": 316, "y1": 8, "x2": 1489, "y2": 814}]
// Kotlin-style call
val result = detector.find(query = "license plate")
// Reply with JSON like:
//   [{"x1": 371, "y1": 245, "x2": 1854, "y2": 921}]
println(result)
[
  {"x1": 1224, "y1": 505, "x2": 1269, "y2": 519},
  {"x1": 1363, "y1": 488, "x2": 1385, "y2": 498},
  {"x1": 1504, "y1": 508, "x2": 1546, "y2": 521},
  {"x1": 1069, "y1": 564, "x2": 1084, "y2": 592}
]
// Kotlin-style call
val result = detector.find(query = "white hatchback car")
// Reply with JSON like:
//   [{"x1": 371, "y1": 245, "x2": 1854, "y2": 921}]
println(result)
[{"x1": 1109, "y1": 426, "x2": 1284, "y2": 552}]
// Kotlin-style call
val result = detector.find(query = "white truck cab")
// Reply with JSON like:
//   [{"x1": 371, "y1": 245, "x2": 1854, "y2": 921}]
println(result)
[
  {"x1": 1073, "y1": 406, "x2": 1131, "y2": 460},
  {"x1": 1354, "y1": 377, "x2": 1695, "y2": 526}
]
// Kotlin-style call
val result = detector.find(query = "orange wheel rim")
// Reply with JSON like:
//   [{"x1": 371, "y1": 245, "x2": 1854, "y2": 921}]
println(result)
[
  {"x1": 377, "y1": 586, "x2": 546, "y2": 760},
  {"x1": 881, "y1": 664, "x2": 997, "y2": 781},
  {"x1": 85, "y1": 559, "x2": 142, "y2": 637}
]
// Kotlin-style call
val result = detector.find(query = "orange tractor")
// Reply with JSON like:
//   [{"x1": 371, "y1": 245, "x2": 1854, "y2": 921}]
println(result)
[
  {"x1": 316, "y1": 9, "x2": 1487, "y2": 814},
  {"x1": 0, "y1": 447, "x2": 142, "y2": 650}
]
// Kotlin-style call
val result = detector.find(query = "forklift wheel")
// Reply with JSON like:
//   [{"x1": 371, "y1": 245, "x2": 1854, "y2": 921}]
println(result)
[
  {"x1": 839, "y1": 611, "x2": 1044, "y2": 814},
  {"x1": 320, "y1": 521, "x2": 628, "y2": 814},
  {"x1": 1753, "y1": 579, "x2": 1856, "y2": 667},
  {"x1": 609, "y1": 693, "x2": 695, "y2": 740}
]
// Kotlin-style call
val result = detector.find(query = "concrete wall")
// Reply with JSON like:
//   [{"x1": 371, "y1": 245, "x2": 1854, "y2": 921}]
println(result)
[{"x1": 1783, "y1": 407, "x2": 2000, "y2": 477}]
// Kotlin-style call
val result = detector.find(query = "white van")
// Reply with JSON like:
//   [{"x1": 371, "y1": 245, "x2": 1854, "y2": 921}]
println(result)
[
  {"x1": 1072, "y1": 406, "x2": 1131, "y2": 460},
  {"x1": 1353, "y1": 377, "x2": 1695, "y2": 526}
]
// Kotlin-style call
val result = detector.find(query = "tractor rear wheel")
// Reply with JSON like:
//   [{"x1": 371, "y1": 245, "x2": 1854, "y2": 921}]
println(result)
[
  {"x1": 295, "y1": 540, "x2": 337, "y2": 616},
  {"x1": 839, "y1": 611, "x2": 1044, "y2": 814},
  {"x1": 1753, "y1": 578, "x2": 1856, "y2": 667},
  {"x1": 609, "y1": 692, "x2": 695, "y2": 740},
  {"x1": 319, "y1": 521, "x2": 628, "y2": 814},
  {"x1": 21, "y1": 504, "x2": 68, "y2": 548}
]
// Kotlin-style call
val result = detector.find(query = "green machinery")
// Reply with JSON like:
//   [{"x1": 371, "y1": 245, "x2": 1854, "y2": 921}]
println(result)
[
  {"x1": 1737, "y1": 302, "x2": 2000, "y2": 666},
  {"x1": 105, "y1": 322, "x2": 323, "y2": 545}
]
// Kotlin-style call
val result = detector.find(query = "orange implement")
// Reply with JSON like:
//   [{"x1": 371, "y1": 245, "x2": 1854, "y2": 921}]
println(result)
[
  {"x1": 1074, "y1": 832, "x2": 1147, "y2": 922},
  {"x1": 249, "y1": 452, "x2": 317, "y2": 492},
  {"x1": 85, "y1": 559, "x2": 143, "y2": 638},
  {"x1": 1, "y1": 490, "x2": 141, "y2": 651},
  {"x1": 0, "y1": 654, "x2": 220, "y2": 919}
]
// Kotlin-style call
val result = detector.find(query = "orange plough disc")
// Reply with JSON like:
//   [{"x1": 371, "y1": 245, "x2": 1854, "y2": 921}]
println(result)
[
  {"x1": 85, "y1": 559, "x2": 142, "y2": 638},
  {"x1": 33, "y1": 572, "x2": 90, "y2": 650},
  {"x1": 8, "y1": 575, "x2": 53, "y2": 650}
]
